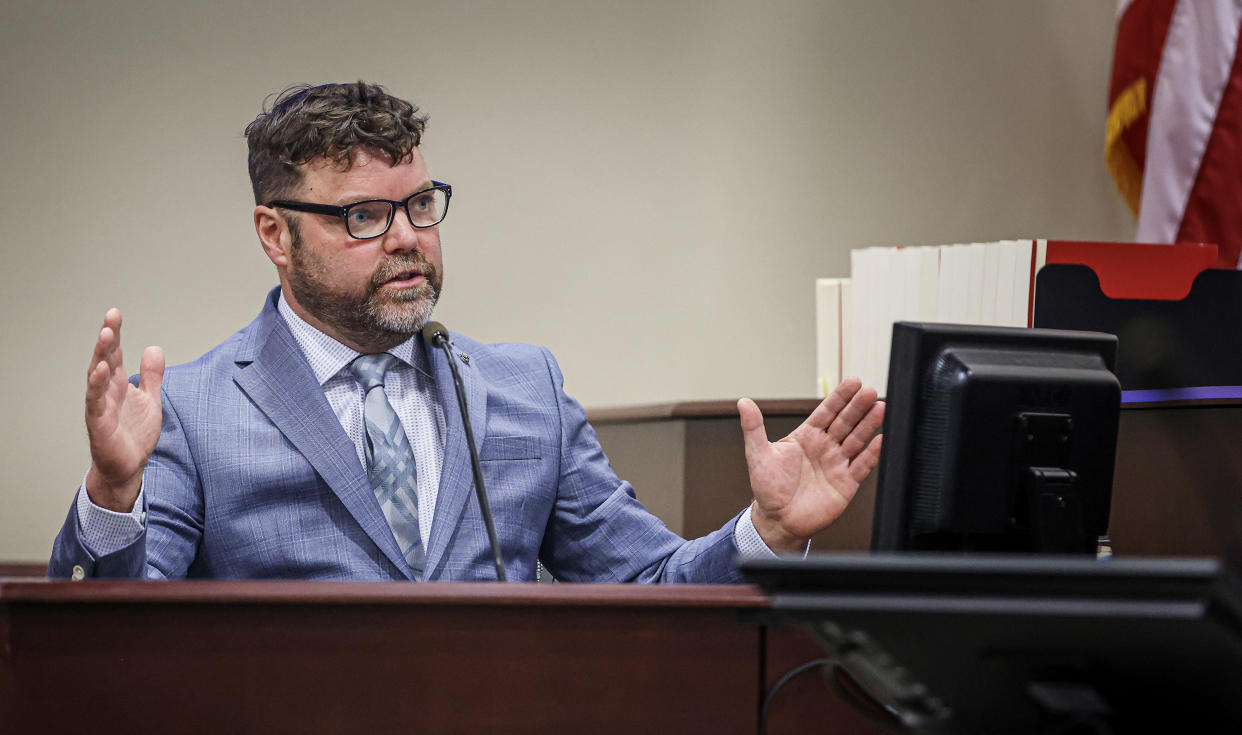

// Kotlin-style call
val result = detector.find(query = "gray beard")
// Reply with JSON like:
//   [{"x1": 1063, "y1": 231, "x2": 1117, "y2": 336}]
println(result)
[
  {"x1": 368, "y1": 281, "x2": 438, "y2": 334},
  {"x1": 286, "y1": 236, "x2": 442, "y2": 350}
]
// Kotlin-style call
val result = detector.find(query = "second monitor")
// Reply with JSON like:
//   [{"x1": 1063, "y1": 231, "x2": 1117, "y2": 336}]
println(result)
[{"x1": 871, "y1": 322, "x2": 1121, "y2": 554}]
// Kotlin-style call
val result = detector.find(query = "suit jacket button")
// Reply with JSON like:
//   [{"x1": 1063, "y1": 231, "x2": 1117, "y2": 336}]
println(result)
[{"x1": 70, "y1": 565, "x2": 86, "y2": 581}]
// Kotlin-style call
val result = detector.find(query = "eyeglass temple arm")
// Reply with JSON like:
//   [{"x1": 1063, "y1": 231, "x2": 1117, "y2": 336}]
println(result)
[{"x1": 265, "y1": 201, "x2": 346, "y2": 217}]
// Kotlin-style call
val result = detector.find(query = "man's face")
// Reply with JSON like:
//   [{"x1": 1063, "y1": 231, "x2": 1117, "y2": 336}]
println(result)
[{"x1": 279, "y1": 147, "x2": 444, "y2": 351}]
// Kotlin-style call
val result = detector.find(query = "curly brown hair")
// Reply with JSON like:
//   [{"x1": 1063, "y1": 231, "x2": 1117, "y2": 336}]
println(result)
[{"x1": 244, "y1": 81, "x2": 428, "y2": 205}]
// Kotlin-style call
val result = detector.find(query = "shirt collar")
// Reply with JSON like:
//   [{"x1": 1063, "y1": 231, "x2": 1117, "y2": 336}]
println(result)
[{"x1": 277, "y1": 289, "x2": 431, "y2": 386}]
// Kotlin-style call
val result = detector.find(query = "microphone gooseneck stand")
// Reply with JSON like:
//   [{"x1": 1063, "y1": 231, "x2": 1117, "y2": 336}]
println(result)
[{"x1": 422, "y1": 322, "x2": 507, "y2": 582}]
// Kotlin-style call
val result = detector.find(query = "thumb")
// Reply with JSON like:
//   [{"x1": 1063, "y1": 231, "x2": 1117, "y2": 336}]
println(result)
[
  {"x1": 737, "y1": 397, "x2": 769, "y2": 458},
  {"x1": 139, "y1": 345, "x2": 165, "y2": 400}
]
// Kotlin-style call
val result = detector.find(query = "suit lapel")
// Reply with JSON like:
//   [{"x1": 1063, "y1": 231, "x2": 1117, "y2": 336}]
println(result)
[
  {"x1": 232, "y1": 296, "x2": 413, "y2": 580},
  {"x1": 424, "y1": 334, "x2": 489, "y2": 577}
]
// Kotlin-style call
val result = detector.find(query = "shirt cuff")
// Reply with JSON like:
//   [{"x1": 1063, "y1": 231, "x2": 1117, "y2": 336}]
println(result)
[
  {"x1": 75, "y1": 475, "x2": 146, "y2": 557},
  {"x1": 733, "y1": 504, "x2": 812, "y2": 558}
]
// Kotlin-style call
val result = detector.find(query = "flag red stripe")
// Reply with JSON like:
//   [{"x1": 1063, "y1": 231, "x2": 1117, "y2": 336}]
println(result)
[
  {"x1": 1109, "y1": 0, "x2": 1178, "y2": 171},
  {"x1": 1175, "y1": 20, "x2": 1242, "y2": 268}
]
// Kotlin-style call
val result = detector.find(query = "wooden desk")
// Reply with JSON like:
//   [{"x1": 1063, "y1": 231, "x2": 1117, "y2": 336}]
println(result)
[{"x1": 0, "y1": 581, "x2": 887, "y2": 734}]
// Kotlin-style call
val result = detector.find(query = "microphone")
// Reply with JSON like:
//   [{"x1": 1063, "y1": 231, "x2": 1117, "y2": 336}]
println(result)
[{"x1": 421, "y1": 321, "x2": 507, "y2": 581}]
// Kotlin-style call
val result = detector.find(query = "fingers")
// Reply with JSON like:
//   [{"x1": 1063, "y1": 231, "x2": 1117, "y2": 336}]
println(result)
[
  {"x1": 86, "y1": 309, "x2": 123, "y2": 418},
  {"x1": 840, "y1": 400, "x2": 885, "y2": 458},
  {"x1": 103, "y1": 308, "x2": 124, "y2": 372},
  {"x1": 737, "y1": 397, "x2": 770, "y2": 458},
  {"x1": 825, "y1": 383, "x2": 879, "y2": 445},
  {"x1": 85, "y1": 358, "x2": 111, "y2": 420},
  {"x1": 804, "y1": 377, "x2": 862, "y2": 431},
  {"x1": 849, "y1": 434, "x2": 883, "y2": 484},
  {"x1": 103, "y1": 307, "x2": 122, "y2": 336},
  {"x1": 139, "y1": 345, "x2": 165, "y2": 400},
  {"x1": 88, "y1": 308, "x2": 124, "y2": 378},
  {"x1": 89, "y1": 326, "x2": 114, "y2": 378}
]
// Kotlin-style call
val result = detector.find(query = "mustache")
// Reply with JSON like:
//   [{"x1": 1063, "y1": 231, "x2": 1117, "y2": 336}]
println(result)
[{"x1": 369, "y1": 255, "x2": 439, "y2": 289}]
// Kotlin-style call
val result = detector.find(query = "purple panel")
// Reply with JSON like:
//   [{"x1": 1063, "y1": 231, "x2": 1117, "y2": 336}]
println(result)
[{"x1": 1121, "y1": 386, "x2": 1242, "y2": 403}]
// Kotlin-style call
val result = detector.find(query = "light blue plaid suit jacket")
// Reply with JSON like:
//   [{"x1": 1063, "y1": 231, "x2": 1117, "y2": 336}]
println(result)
[{"x1": 50, "y1": 289, "x2": 745, "y2": 582}]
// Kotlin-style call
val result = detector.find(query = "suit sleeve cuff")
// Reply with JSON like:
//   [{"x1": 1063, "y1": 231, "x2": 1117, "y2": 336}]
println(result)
[{"x1": 76, "y1": 475, "x2": 146, "y2": 557}]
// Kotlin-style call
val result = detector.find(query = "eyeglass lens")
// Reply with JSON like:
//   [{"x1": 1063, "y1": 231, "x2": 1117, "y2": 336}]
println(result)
[{"x1": 345, "y1": 188, "x2": 448, "y2": 238}]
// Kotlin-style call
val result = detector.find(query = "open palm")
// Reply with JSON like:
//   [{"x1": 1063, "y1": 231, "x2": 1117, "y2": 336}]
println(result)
[
  {"x1": 739, "y1": 378, "x2": 884, "y2": 551},
  {"x1": 84, "y1": 309, "x2": 164, "y2": 511}
]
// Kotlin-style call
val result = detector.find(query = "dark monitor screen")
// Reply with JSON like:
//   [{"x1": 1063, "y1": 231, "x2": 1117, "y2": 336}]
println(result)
[{"x1": 871, "y1": 323, "x2": 1121, "y2": 554}]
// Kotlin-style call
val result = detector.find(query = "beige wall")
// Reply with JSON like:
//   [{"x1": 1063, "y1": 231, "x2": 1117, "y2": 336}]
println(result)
[{"x1": 0, "y1": 1, "x2": 1133, "y2": 561}]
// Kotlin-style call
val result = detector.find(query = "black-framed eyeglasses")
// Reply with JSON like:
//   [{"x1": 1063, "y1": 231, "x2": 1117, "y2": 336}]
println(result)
[{"x1": 267, "y1": 181, "x2": 452, "y2": 239}]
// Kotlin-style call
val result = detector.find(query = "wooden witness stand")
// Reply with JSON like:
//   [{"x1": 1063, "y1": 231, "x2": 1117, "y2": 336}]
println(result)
[
  {"x1": 0, "y1": 581, "x2": 887, "y2": 734},
  {"x1": 6, "y1": 398, "x2": 1237, "y2": 733}
]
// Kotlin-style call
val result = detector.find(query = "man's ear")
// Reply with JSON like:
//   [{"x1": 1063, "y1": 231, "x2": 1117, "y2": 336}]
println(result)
[{"x1": 255, "y1": 205, "x2": 292, "y2": 267}]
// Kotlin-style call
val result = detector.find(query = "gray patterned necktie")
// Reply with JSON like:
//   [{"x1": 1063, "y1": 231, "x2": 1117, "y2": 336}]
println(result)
[{"x1": 350, "y1": 353, "x2": 426, "y2": 577}]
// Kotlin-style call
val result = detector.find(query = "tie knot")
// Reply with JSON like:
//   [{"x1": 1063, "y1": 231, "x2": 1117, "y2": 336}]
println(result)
[{"x1": 349, "y1": 353, "x2": 400, "y2": 392}]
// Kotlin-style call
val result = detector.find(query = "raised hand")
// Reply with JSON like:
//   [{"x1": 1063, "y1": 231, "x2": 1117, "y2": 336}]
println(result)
[
  {"x1": 83, "y1": 308, "x2": 164, "y2": 512},
  {"x1": 738, "y1": 377, "x2": 884, "y2": 552}
]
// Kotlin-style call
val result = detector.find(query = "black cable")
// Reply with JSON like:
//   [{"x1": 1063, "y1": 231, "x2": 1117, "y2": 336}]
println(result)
[
  {"x1": 823, "y1": 663, "x2": 904, "y2": 731},
  {"x1": 759, "y1": 657, "x2": 834, "y2": 735},
  {"x1": 760, "y1": 656, "x2": 906, "y2": 734}
]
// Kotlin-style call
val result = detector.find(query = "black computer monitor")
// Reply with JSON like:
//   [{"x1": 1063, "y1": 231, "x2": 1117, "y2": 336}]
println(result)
[{"x1": 871, "y1": 322, "x2": 1121, "y2": 554}]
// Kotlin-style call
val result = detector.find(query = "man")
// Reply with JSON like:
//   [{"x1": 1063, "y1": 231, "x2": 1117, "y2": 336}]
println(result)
[{"x1": 50, "y1": 81, "x2": 884, "y2": 582}]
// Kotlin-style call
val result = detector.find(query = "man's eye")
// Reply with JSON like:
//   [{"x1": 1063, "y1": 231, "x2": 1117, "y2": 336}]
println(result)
[
  {"x1": 347, "y1": 205, "x2": 383, "y2": 224},
  {"x1": 410, "y1": 194, "x2": 433, "y2": 212}
]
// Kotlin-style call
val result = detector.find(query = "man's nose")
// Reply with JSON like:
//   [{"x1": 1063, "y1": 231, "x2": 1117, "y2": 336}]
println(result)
[{"x1": 382, "y1": 209, "x2": 424, "y2": 253}]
